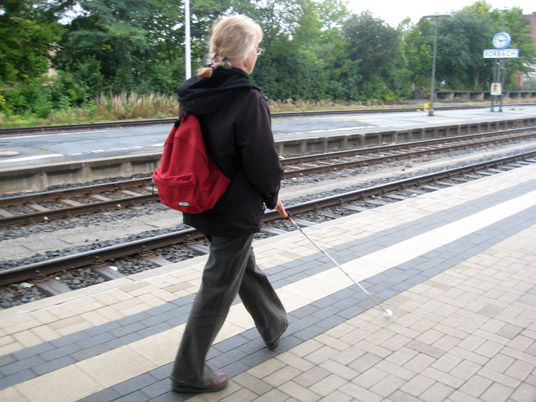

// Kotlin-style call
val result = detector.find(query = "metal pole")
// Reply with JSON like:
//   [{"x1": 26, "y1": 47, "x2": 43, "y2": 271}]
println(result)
[
  {"x1": 422, "y1": 13, "x2": 450, "y2": 117},
  {"x1": 185, "y1": 0, "x2": 191, "y2": 79},
  {"x1": 498, "y1": 8, "x2": 509, "y2": 113},
  {"x1": 499, "y1": 60, "x2": 505, "y2": 112},
  {"x1": 429, "y1": 20, "x2": 438, "y2": 116}
]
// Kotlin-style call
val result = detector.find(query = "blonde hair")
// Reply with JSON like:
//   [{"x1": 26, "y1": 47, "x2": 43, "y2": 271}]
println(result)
[{"x1": 197, "y1": 15, "x2": 263, "y2": 79}]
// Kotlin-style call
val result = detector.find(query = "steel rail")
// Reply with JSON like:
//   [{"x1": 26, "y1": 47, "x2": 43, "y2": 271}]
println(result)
[
  {"x1": 0, "y1": 194, "x2": 159, "y2": 226},
  {"x1": 1, "y1": 150, "x2": 534, "y2": 287},
  {"x1": 0, "y1": 228, "x2": 205, "y2": 286},
  {"x1": 282, "y1": 130, "x2": 536, "y2": 176},
  {"x1": 0, "y1": 178, "x2": 154, "y2": 206},
  {"x1": 1, "y1": 128, "x2": 535, "y2": 227}
]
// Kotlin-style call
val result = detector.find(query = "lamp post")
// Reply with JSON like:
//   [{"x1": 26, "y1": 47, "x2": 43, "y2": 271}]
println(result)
[
  {"x1": 498, "y1": 8, "x2": 510, "y2": 112},
  {"x1": 185, "y1": 0, "x2": 191, "y2": 79},
  {"x1": 422, "y1": 13, "x2": 451, "y2": 116}
]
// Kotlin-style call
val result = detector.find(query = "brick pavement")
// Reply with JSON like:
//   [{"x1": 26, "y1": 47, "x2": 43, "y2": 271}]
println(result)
[{"x1": 0, "y1": 163, "x2": 535, "y2": 401}]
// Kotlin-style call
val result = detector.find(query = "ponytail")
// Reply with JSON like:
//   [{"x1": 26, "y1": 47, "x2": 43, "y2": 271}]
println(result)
[{"x1": 197, "y1": 15, "x2": 262, "y2": 79}]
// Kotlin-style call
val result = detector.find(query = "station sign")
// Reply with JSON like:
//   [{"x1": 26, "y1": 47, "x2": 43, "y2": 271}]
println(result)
[{"x1": 483, "y1": 49, "x2": 519, "y2": 58}]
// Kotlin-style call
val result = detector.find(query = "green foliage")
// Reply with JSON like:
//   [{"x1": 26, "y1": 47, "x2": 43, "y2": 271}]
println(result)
[
  {"x1": 339, "y1": 11, "x2": 411, "y2": 101},
  {"x1": 1, "y1": 0, "x2": 535, "y2": 124},
  {"x1": 404, "y1": 3, "x2": 535, "y2": 94},
  {"x1": 490, "y1": 7, "x2": 536, "y2": 89},
  {"x1": 0, "y1": 0, "x2": 64, "y2": 83},
  {"x1": 437, "y1": 9, "x2": 493, "y2": 89},
  {"x1": 53, "y1": 0, "x2": 157, "y2": 94}
]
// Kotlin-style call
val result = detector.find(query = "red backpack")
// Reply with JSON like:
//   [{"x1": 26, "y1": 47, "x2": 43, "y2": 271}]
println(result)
[{"x1": 153, "y1": 112, "x2": 231, "y2": 214}]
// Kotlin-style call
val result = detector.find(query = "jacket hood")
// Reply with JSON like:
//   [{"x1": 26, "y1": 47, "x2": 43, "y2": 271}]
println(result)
[{"x1": 177, "y1": 67, "x2": 258, "y2": 115}]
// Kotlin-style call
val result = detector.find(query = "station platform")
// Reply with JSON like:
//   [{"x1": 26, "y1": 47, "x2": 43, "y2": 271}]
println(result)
[{"x1": 0, "y1": 163, "x2": 535, "y2": 401}]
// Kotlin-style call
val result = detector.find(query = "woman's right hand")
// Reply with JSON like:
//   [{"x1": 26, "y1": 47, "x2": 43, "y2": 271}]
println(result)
[{"x1": 275, "y1": 195, "x2": 287, "y2": 218}]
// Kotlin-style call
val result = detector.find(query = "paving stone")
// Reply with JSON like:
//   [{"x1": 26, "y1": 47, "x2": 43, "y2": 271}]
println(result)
[
  {"x1": 369, "y1": 374, "x2": 407, "y2": 398},
  {"x1": 480, "y1": 382, "x2": 514, "y2": 402},
  {"x1": 0, "y1": 354, "x2": 15, "y2": 368},
  {"x1": 11, "y1": 341, "x2": 55, "y2": 361},
  {"x1": 76, "y1": 388, "x2": 122, "y2": 402},
  {"x1": 135, "y1": 378, "x2": 170, "y2": 399},
  {"x1": 32, "y1": 355, "x2": 75, "y2": 375},
  {"x1": 263, "y1": 365, "x2": 301, "y2": 387},
  {"x1": 340, "y1": 382, "x2": 384, "y2": 402},
  {"x1": 509, "y1": 382, "x2": 536, "y2": 402},
  {"x1": 0, "y1": 355, "x2": 45, "y2": 376},
  {"x1": 233, "y1": 372, "x2": 272, "y2": 395},
  {"x1": 400, "y1": 373, "x2": 435, "y2": 397},
  {"x1": 450, "y1": 360, "x2": 482, "y2": 381},
  {"x1": 421, "y1": 366, "x2": 464, "y2": 388},
  {"x1": 112, "y1": 373, "x2": 158, "y2": 396},
  {"x1": 348, "y1": 352, "x2": 383, "y2": 373},
  {"x1": 40, "y1": 343, "x2": 81, "y2": 362},
  {"x1": 419, "y1": 382, "x2": 455, "y2": 402},
  {"x1": 0, "y1": 368, "x2": 35, "y2": 390},
  {"x1": 249, "y1": 387, "x2": 290, "y2": 402},
  {"x1": 504, "y1": 360, "x2": 534, "y2": 382},
  {"x1": 309, "y1": 373, "x2": 349, "y2": 397},
  {"x1": 459, "y1": 375, "x2": 493, "y2": 398}
]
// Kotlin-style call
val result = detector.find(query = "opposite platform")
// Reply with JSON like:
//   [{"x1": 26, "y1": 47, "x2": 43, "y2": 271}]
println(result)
[{"x1": 0, "y1": 162, "x2": 535, "y2": 401}]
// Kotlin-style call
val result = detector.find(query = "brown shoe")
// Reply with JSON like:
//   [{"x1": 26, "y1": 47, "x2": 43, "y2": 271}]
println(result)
[{"x1": 171, "y1": 372, "x2": 228, "y2": 393}]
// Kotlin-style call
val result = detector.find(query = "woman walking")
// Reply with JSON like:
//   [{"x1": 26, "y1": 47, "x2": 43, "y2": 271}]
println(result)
[{"x1": 170, "y1": 14, "x2": 288, "y2": 393}]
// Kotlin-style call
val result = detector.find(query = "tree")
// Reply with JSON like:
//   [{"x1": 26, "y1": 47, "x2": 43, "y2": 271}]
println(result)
[
  {"x1": 402, "y1": 19, "x2": 434, "y2": 94},
  {"x1": 404, "y1": 2, "x2": 536, "y2": 93},
  {"x1": 490, "y1": 7, "x2": 536, "y2": 88},
  {"x1": 437, "y1": 9, "x2": 494, "y2": 89},
  {"x1": 54, "y1": 0, "x2": 158, "y2": 93},
  {"x1": 0, "y1": 0, "x2": 64, "y2": 83},
  {"x1": 340, "y1": 11, "x2": 410, "y2": 101}
]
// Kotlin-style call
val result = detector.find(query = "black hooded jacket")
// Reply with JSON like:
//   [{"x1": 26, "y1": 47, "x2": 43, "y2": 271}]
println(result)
[{"x1": 177, "y1": 67, "x2": 283, "y2": 237}]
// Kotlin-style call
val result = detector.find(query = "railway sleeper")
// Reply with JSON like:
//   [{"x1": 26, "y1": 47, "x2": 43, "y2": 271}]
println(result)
[
  {"x1": 140, "y1": 253, "x2": 173, "y2": 267},
  {"x1": 385, "y1": 194, "x2": 409, "y2": 201},
  {"x1": 27, "y1": 203, "x2": 50, "y2": 212},
  {"x1": 60, "y1": 198, "x2": 83, "y2": 207},
  {"x1": 0, "y1": 208, "x2": 15, "y2": 217},
  {"x1": 364, "y1": 199, "x2": 388, "y2": 207},
  {"x1": 187, "y1": 243, "x2": 210, "y2": 255},
  {"x1": 34, "y1": 278, "x2": 72, "y2": 295},
  {"x1": 343, "y1": 205, "x2": 369, "y2": 212},
  {"x1": 87, "y1": 194, "x2": 111, "y2": 202},
  {"x1": 420, "y1": 185, "x2": 442, "y2": 191},
  {"x1": 120, "y1": 190, "x2": 141, "y2": 197},
  {"x1": 291, "y1": 218, "x2": 316, "y2": 227},
  {"x1": 261, "y1": 226, "x2": 287, "y2": 236},
  {"x1": 92, "y1": 264, "x2": 126, "y2": 280}
]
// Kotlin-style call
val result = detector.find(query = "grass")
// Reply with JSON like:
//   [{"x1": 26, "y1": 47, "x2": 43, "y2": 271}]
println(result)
[
  {"x1": 1, "y1": 94, "x2": 535, "y2": 129},
  {"x1": 0, "y1": 92, "x2": 179, "y2": 129}
]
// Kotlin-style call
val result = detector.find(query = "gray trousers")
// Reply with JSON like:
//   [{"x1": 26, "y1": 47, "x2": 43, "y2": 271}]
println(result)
[{"x1": 171, "y1": 234, "x2": 288, "y2": 385}]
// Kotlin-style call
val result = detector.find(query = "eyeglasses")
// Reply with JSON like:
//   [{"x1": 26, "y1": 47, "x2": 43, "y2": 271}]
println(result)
[{"x1": 256, "y1": 48, "x2": 264, "y2": 56}]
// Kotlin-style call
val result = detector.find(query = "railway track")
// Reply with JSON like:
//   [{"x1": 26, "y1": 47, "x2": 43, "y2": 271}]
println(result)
[
  {"x1": 1, "y1": 150, "x2": 535, "y2": 293},
  {"x1": 1, "y1": 127, "x2": 535, "y2": 227}
]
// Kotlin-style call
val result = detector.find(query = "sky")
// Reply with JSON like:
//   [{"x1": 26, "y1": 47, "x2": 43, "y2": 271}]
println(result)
[{"x1": 346, "y1": 0, "x2": 536, "y2": 27}]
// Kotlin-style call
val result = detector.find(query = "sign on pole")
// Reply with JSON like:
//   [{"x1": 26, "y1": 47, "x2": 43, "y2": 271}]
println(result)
[
  {"x1": 490, "y1": 83, "x2": 502, "y2": 96},
  {"x1": 483, "y1": 49, "x2": 519, "y2": 58}
]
